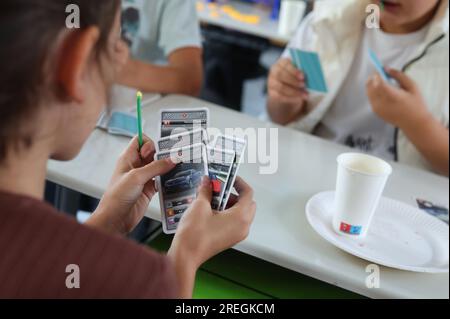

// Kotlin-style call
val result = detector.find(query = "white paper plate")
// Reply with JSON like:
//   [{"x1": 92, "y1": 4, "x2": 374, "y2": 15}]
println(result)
[{"x1": 306, "y1": 191, "x2": 449, "y2": 273}]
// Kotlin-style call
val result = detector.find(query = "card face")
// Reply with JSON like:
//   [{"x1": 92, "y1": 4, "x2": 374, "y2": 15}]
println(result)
[
  {"x1": 156, "y1": 143, "x2": 208, "y2": 234},
  {"x1": 368, "y1": 48, "x2": 392, "y2": 83},
  {"x1": 289, "y1": 48, "x2": 328, "y2": 93},
  {"x1": 160, "y1": 108, "x2": 209, "y2": 138},
  {"x1": 157, "y1": 128, "x2": 208, "y2": 152},
  {"x1": 207, "y1": 147, "x2": 236, "y2": 210},
  {"x1": 214, "y1": 135, "x2": 247, "y2": 211},
  {"x1": 416, "y1": 198, "x2": 449, "y2": 225}
]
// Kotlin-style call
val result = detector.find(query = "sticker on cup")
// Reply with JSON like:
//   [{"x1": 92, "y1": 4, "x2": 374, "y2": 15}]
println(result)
[{"x1": 333, "y1": 153, "x2": 393, "y2": 239}]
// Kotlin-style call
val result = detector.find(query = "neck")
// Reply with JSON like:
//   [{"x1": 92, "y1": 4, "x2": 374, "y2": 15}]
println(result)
[
  {"x1": 0, "y1": 141, "x2": 52, "y2": 200},
  {"x1": 381, "y1": 3, "x2": 439, "y2": 34}
]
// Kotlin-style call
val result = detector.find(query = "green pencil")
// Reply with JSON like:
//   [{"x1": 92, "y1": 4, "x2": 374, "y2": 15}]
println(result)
[
  {"x1": 381, "y1": 0, "x2": 385, "y2": 11},
  {"x1": 136, "y1": 91, "x2": 143, "y2": 149}
]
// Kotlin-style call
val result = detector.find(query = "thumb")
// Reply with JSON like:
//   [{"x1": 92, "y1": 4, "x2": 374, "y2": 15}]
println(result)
[
  {"x1": 367, "y1": 73, "x2": 398, "y2": 99},
  {"x1": 386, "y1": 68, "x2": 416, "y2": 92},
  {"x1": 133, "y1": 158, "x2": 176, "y2": 185},
  {"x1": 196, "y1": 176, "x2": 213, "y2": 203}
]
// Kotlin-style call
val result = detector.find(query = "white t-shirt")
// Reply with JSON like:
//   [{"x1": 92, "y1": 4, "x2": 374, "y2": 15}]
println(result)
[
  {"x1": 314, "y1": 26, "x2": 428, "y2": 160},
  {"x1": 121, "y1": 0, "x2": 202, "y2": 65}
]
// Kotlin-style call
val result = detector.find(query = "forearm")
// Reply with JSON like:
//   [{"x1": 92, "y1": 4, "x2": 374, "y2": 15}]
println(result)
[
  {"x1": 167, "y1": 248, "x2": 197, "y2": 299},
  {"x1": 400, "y1": 113, "x2": 449, "y2": 176},
  {"x1": 267, "y1": 97, "x2": 305, "y2": 125},
  {"x1": 85, "y1": 204, "x2": 128, "y2": 236},
  {"x1": 118, "y1": 59, "x2": 202, "y2": 96}
]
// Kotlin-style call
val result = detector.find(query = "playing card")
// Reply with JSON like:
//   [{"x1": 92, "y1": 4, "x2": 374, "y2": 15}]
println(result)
[
  {"x1": 368, "y1": 48, "x2": 396, "y2": 85},
  {"x1": 214, "y1": 135, "x2": 247, "y2": 211},
  {"x1": 207, "y1": 147, "x2": 236, "y2": 210},
  {"x1": 97, "y1": 111, "x2": 141, "y2": 138},
  {"x1": 289, "y1": 48, "x2": 328, "y2": 93},
  {"x1": 160, "y1": 108, "x2": 209, "y2": 138},
  {"x1": 157, "y1": 128, "x2": 208, "y2": 152},
  {"x1": 416, "y1": 198, "x2": 449, "y2": 225},
  {"x1": 156, "y1": 143, "x2": 209, "y2": 234}
]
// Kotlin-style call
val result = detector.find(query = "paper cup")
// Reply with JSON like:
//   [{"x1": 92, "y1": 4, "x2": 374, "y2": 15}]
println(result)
[
  {"x1": 278, "y1": 0, "x2": 306, "y2": 37},
  {"x1": 333, "y1": 153, "x2": 392, "y2": 239}
]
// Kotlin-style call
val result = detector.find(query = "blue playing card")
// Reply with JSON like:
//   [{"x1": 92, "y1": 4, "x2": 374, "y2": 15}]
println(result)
[
  {"x1": 108, "y1": 111, "x2": 139, "y2": 136},
  {"x1": 290, "y1": 48, "x2": 328, "y2": 93},
  {"x1": 368, "y1": 48, "x2": 391, "y2": 82}
]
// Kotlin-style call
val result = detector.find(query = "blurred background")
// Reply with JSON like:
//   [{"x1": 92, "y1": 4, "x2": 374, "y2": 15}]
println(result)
[{"x1": 199, "y1": 0, "x2": 314, "y2": 115}]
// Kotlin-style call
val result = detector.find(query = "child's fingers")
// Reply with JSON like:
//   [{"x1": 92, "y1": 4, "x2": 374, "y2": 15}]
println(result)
[
  {"x1": 232, "y1": 177, "x2": 255, "y2": 208},
  {"x1": 116, "y1": 135, "x2": 154, "y2": 172},
  {"x1": 133, "y1": 158, "x2": 176, "y2": 186},
  {"x1": 280, "y1": 58, "x2": 304, "y2": 79},
  {"x1": 273, "y1": 80, "x2": 305, "y2": 98},
  {"x1": 196, "y1": 176, "x2": 213, "y2": 204},
  {"x1": 386, "y1": 68, "x2": 416, "y2": 92},
  {"x1": 367, "y1": 73, "x2": 400, "y2": 101}
]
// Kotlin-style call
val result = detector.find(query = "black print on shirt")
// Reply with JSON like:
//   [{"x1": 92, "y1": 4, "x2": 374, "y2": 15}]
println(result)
[{"x1": 345, "y1": 135, "x2": 374, "y2": 152}]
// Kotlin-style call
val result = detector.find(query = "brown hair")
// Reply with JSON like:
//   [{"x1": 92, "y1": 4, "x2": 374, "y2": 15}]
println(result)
[{"x1": 0, "y1": 0, "x2": 120, "y2": 160}]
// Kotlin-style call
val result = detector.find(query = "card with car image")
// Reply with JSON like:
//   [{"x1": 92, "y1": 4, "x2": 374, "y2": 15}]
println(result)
[
  {"x1": 207, "y1": 147, "x2": 236, "y2": 210},
  {"x1": 213, "y1": 134, "x2": 247, "y2": 211},
  {"x1": 160, "y1": 108, "x2": 209, "y2": 138},
  {"x1": 416, "y1": 198, "x2": 449, "y2": 225},
  {"x1": 157, "y1": 128, "x2": 208, "y2": 152},
  {"x1": 156, "y1": 143, "x2": 209, "y2": 234}
]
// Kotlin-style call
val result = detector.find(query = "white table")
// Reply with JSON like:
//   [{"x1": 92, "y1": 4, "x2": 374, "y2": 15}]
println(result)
[
  {"x1": 47, "y1": 94, "x2": 449, "y2": 299},
  {"x1": 197, "y1": 0, "x2": 291, "y2": 44}
]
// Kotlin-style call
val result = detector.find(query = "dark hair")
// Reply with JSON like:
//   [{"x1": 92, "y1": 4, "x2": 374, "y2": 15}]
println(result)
[{"x1": 0, "y1": 0, "x2": 120, "y2": 160}]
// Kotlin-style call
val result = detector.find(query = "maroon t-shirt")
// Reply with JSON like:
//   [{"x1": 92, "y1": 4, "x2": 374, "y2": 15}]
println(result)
[{"x1": 0, "y1": 191, "x2": 177, "y2": 298}]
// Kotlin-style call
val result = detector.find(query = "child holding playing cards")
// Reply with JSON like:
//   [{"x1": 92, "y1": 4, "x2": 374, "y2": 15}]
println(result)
[
  {"x1": 267, "y1": 0, "x2": 449, "y2": 176},
  {"x1": 117, "y1": 0, "x2": 203, "y2": 96},
  {"x1": 0, "y1": 0, "x2": 255, "y2": 298}
]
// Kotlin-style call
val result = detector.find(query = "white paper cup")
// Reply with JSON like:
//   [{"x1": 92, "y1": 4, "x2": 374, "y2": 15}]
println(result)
[
  {"x1": 278, "y1": 0, "x2": 306, "y2": 37},
  {"x1": 333, "y1": 153, "x2": 393, "y2": 239}
]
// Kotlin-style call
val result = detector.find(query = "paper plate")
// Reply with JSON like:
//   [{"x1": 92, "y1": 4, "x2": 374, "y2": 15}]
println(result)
[{"x1": 306, "y1": 191, "x2": 449, "y2": 273}]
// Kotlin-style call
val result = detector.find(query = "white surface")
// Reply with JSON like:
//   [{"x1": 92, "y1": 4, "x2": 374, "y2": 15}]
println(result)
[
  {"x1": 307, "y1": 192, "x2": 449, "y2": 273},
  {"x1": 109, "y1": 85, "x2": 161, "y2": 111},
  {"x1": 47, "y1": 94, "x2": 450, "y2": 299},
  {"x1": 333, "y1": 153, "x2": 392, "y2": 238},
  {"x1": 197, "y1": 0, "x2": 291, "y2": 44},
  {"x1": 278, "y1": 0, "x2": 306, "y2": 37}
]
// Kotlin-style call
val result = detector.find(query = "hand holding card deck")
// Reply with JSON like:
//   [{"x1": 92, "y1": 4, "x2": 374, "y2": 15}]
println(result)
[
  {"x1": 214, "y1": 134, "x2": 247, "y2": 211},
  {"x1": 368, "y1": 48, "x2": 398, "y2": 86},
  {"x1": 289, "y1": 48, "x2": 328, "y2": 93},
  {"x1": 207, "y1": 147, "x2": 236, "y2": 210},
  {"x1": 156, "y1": 108, "x2": 247, "y2": 234}
]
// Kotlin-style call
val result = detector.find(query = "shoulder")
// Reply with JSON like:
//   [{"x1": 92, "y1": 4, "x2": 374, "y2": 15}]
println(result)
[{"x1": 0, "y1": 192, "x2": 176, "y2": 299}]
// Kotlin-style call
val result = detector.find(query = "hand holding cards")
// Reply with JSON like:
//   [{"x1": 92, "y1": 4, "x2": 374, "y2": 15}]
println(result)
[
  {"x1": 368, "y1": 48, "x2": 397, "y2": 86},
  {"x1": 155, "y1": 108, "x2": 247, "y2": 234},
  {"x1": 289, "y1": 48, "x2": 328, "y2": 93}
]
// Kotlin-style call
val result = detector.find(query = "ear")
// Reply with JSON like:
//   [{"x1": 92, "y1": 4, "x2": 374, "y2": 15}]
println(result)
[{"x1": 57, "y1": 27, "x2": 100, "y2": 103}]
